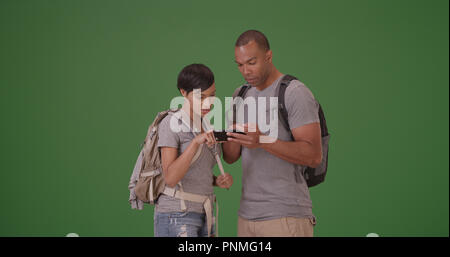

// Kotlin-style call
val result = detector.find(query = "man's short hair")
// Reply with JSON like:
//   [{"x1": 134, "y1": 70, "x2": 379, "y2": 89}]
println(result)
[{"x1": 235, "y1": 30, "x2": 270, "y2": 51}]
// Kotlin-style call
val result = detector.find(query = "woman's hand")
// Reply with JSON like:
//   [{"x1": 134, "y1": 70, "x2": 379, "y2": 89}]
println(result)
[
  {"x1": 215, "y1": 173, "x2": 233, "y2": 189},
  {"x1": 193, "y1": 130, "x2": 216, "y2": 148}
]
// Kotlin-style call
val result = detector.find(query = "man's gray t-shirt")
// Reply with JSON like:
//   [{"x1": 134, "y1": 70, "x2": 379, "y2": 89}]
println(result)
[
  {"x1": 156, "y1": 113, "x2": 219, "y2": 213},
  {"x1": 232, "y1": 75, "x2": 320, "y2": 221}
]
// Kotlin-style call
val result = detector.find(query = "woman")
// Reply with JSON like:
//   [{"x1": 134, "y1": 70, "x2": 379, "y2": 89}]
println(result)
[{"x1": 154, "y1": 63, "x2": 233, "y2": 237}]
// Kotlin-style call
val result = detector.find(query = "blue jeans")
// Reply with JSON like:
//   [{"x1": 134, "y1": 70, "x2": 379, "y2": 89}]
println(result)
[{"x1": 154, "y1": 211, "x2": 215, "y2": 237}]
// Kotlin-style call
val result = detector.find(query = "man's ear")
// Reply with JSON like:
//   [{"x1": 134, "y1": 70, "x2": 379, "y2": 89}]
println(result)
[{"x1": 266, "y1": 50, "x2": 273, "y2": 63}]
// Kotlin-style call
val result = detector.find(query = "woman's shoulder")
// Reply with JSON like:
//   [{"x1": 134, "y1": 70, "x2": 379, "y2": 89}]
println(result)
[
  {"x1": 157, "y1": 112, "x2": 181, "y2": 147},
  {"x1": 158, "y1": 112, "x2": 173, "y2": 127},
  {"x1": 158, "y1": 110, "x2": 189, "y2": 137},
  {"x1": 159, "y1": 109, "x2": 182, "y2": 126}
]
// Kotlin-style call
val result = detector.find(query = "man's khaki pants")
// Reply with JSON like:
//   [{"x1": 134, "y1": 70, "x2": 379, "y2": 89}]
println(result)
[{"x1": 237, "y1": 216, "x2": 316, "y2": 237}]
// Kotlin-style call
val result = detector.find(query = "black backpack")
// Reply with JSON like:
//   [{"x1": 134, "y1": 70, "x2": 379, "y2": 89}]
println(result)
[{"x1": 234, "y1": 74, "x2": 330, "y2": 187}]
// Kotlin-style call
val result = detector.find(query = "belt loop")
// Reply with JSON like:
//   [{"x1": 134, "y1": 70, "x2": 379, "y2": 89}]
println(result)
[{"x1": 310, "y1": 216, "x2": 317, "y2": 226}]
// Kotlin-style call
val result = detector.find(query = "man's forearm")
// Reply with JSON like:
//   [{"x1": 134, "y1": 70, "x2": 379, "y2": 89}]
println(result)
[
  {"x1": 222, "y1": 141, "x2": 241, "y2": 164},
  {"x1": 261, "y1": 139, "x2": 321, "y2": 167}
]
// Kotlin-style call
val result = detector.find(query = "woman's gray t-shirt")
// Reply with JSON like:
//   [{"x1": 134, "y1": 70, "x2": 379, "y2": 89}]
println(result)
[{"x1": 155, "y1": 113, "x2": 220, "y2": 213}]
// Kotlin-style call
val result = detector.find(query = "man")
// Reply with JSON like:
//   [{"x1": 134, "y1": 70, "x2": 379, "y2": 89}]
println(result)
[{"x1": 222, "y1": 30, "x2": 323, "y2": 237}]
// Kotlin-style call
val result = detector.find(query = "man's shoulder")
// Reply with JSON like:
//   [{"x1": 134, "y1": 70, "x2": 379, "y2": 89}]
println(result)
[
  {"x1": 285, "y1": 79, "x2": 316, "y2": 101},
  {"x1": 286, "y1": 77, "x2": 306, "y2": 90}
]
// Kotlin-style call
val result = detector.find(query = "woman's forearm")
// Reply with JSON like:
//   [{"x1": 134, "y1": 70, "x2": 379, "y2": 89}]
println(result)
[{"x1": 165, "y1": 141, "x2": 201, "y2": 187}]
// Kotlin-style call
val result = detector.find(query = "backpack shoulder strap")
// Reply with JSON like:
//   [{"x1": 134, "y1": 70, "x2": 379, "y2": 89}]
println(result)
[
  {"x1": 231, "y1": 84, "x2": 251, "y2": 126},
  {"x1": 317, "y1": 104, "x2": 329, "y2": 137},
  {"x1": 278, "y1": 76, "x2": 329, "y2": 138},
  {"x1": 277, "y1": 74, "x2": 298, "y2": 134},
  {"x1": 232, "y1": 84, "x2": 250, "y2": 98}
]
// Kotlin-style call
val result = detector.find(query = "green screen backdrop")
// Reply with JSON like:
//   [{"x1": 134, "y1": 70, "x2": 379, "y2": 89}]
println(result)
[{"x1": 0, "y1": 0, "x2": 448, "y2": 237}]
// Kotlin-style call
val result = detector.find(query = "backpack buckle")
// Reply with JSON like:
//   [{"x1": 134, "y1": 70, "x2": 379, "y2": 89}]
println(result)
[{"x1": 163, "y1": 187, "x2": 176, "y2": 197}]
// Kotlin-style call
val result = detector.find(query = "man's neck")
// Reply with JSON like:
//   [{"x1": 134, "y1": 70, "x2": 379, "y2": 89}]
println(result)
[{"x1": 254, "y1": 67, "x2": 283, "y2": 91}]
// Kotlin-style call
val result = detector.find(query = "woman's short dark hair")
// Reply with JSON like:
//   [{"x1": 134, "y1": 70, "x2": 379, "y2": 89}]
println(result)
[{"x1": 177, "y1": 64, "x2": 214, "y2": 94}]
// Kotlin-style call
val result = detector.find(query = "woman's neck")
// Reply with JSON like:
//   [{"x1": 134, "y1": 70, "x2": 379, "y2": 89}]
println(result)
[{"x1": 181, "y1": 103, "x2": 204, "y2": 133}]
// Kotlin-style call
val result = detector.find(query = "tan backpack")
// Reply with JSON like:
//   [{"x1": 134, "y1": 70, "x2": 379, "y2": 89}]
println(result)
[{"x1": 128, "y1": 108, "x2": 204, "y2": 206}]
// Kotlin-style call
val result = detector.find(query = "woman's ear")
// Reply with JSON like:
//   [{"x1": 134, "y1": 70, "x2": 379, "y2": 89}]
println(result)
[{"x1": 179, "y1": 89, "x2": 187, "y2": 98}]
